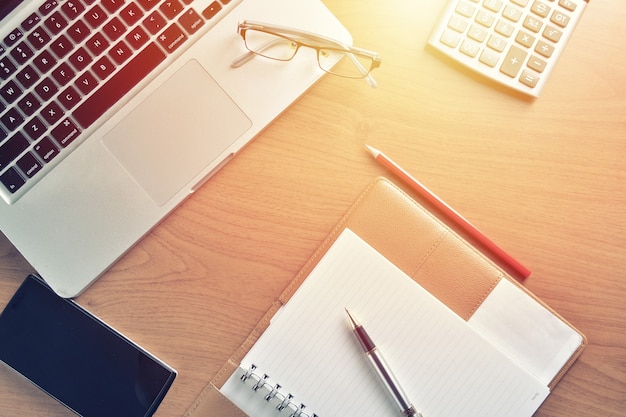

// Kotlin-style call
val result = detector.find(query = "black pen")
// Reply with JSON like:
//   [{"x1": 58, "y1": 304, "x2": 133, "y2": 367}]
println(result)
[{"x1": 346, "y1": 309, "x2": 422, "y2": 417}]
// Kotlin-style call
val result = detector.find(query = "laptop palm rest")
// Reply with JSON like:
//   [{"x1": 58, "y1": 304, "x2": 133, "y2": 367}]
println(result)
[{"x1": 102, "y1": 59, "x2": 252, "y2": 206}]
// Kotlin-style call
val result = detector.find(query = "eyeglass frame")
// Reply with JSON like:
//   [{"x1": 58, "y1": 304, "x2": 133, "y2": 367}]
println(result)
[{"x1": 233, "y1": 21, "x2": 381, "y2": 87}]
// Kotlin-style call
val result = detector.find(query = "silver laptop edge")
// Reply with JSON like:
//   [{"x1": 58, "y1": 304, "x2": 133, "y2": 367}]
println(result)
[{"x1": 0, "y1": 0, "x2": 352, "y2": 297}]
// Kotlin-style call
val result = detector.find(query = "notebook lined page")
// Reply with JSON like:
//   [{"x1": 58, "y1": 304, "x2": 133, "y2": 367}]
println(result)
[{"x1": 221, "y1": 228, "x2": 549, "y2": 417}]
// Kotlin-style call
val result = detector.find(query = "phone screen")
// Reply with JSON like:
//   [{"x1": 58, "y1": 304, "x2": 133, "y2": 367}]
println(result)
[{"x1": 0, "y1": 275, "x2": 176, "y2": 417}]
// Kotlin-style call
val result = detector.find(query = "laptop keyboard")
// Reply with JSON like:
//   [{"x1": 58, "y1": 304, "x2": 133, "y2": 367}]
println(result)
[{"x1": 0, "y1": 0, "x2": 234, "y2": 202}]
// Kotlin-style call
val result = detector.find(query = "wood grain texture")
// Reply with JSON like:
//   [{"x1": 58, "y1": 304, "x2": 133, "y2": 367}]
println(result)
[{"x1": 1, "y1": 0, "x2": 625, "y2": 415}]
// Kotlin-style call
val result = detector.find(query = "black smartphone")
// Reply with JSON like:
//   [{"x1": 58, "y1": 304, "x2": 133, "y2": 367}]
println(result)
[{"x1": 0, "y1": 274, "x2": 176, "y2": 417}]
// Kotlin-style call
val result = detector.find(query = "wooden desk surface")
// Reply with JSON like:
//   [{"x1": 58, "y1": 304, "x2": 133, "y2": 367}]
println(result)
[{"x1": 1, "y1": 0, "x2": 625, "y2": 415}]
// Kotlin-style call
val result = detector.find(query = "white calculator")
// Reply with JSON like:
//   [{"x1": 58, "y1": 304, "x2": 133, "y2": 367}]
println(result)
[{"x1": 429, "y1": 0, "x2": 588, "y2": 97}]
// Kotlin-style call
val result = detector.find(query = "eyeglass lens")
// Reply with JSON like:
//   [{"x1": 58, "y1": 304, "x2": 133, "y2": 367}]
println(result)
[
  {"x1": 243, "y1": 29, "x2": 373, "y2": 79},
  {"x1": 243, "y1": 30, "x2": 299, "y2": 61}
]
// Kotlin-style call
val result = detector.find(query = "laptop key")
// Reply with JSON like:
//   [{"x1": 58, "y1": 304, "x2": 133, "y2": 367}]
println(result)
[
  {"x1": 17, "y1": 151, "x2": 44, "y2": 178},
  {"x1": 0, "y1": 167, "x2": 25, "y2": 193},
  {"x1": 28, "y1": 28, "x2": 52, "y2": 50},
  {"x1": 17, "y1": 65, "x2": 41, "y2": 89},
  {"x1": 202, "y1": 2, "x2": 222, "y2": 20},
  {"x1": 102, "y1": 0, "x2": 125, "y2": 14},
  {"x1": 34, "y1": 77, "x2": 59, "y2": 101},
  {"x1": 144, "y1": 11, "x2": 167, "y2": 35},
  {"x1": 75, "y1": 71, "x2": 99, "y2": 94},
  {"x1": 45, "y1": 11, "x2": 68, "y2": 35},
  {"x1": 22, "y1": 13, "x2": 43, "y2": 31},
  {"x1": 178, "y1": 8, "x2": 204, "y2": 35},
  {"x1": 61, "y1": 0, "x2": 86, "y2": 19},
  {"x1": 18, "y1": 92, "x2": 42, "y2": 116},
  {"x1": 160, "y1": 0, "x2": 183, "y2": 20},
  {"x1": 34, "y1": 136, "x2": 60, "y2": 163},
  {"x1": 33, "y1": 50, "x2": 57, "y2": 73},
  {"x1": 1, "y1": 80, "x2": 22, "y2": 104},
  {"x1": 120, "y1": 3, "x2": 144, "y2": 26},
  {"x1": 85, "y1": 4, "x2": 108, "y2": 29},
  {"x1": 41, "y1": 102, "x2": 65, "y2": 125},
  {"x1": 11, "y1": 42, "x2": 35, "y2": 65},
  {"x1": 24, "y1": 116, "x2": 47, "y2": 140},
  {"x1": 39, "y1": 0, "x2": 60, "y2": 16},
  {"x1": 68, "y1": 20, "x2": 91, "y2": 43},
  {"x1": 58, "y1": 85, "x2": 81, "y2": 110},
  {"x1": 137, "y1": 0, "x2": 160, "y2": 12},
  {"x1": 103, "y1": 17, "x2": 127, "y2": 42},
  {"x1": 51, "y1": 62, "x2": 75, "y2": 85},
  {"x1": 51, "y1": 117, "x2": 80, "y2": 147},
  {"x1": 1, "y1": 108, "x2": 24, "y2": 131},
  {"x1": 73, "y1": 42, "x2": 166, "y2": 128},
  {"x1": 4, "y1": 28, "x2": 24, "y2": 48},
  {"x1": 156, "y1": 24, "x2": 187, "y2": 53},
  {"x1": 0, "y1": 56, "x2": 17, "y2": 80},
  {"x1": 0, "y1": 132, "x2": 29, "y2": 170}
]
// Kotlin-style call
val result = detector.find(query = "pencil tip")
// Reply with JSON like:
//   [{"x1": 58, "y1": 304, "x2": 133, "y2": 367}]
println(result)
[{"x1": 365, "y1": 144, "x2": 379, "y2": 158}]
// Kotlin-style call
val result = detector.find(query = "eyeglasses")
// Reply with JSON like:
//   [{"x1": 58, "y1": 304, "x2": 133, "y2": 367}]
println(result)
[{"x1": 233, "y1": 21, "x2": 381, "y2": 88}]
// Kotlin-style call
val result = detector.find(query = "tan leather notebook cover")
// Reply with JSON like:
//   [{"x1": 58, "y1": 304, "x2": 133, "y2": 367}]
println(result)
[{"x1": 184, "y1": 177, "x2": 585, "y2": 417}]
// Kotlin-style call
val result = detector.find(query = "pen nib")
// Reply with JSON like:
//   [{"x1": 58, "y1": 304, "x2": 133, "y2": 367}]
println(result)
[{"x1": 345, "y1": 308, "x2": 360, "y2": 329}]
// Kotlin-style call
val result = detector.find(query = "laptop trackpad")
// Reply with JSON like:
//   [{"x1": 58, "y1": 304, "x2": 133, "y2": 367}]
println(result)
[{"x1": 103, "y1": 60, "x2": 252, "y2": 206}]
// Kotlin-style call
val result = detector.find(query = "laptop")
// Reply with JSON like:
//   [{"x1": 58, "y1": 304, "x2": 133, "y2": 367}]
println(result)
[{"x1": 0, "y1": 0, "x2": 352, "y2": 297}]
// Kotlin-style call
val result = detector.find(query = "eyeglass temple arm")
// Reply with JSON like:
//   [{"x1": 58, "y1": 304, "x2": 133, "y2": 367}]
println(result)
[
  {"x1": 346, "y1": 52, "x2": 378, "y2": 88},
  {"x1": 231, "y1": 38, "x2": 276, "y2": 68}
]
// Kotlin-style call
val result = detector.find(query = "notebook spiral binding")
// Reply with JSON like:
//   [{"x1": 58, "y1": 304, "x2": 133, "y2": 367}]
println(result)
[{"x1": 239, "y1": 364, "x2": 319, "y2": 417}]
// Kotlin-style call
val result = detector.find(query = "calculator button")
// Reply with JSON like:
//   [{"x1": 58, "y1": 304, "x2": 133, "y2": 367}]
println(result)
[
  {"x1": 558, "y1": 0, "x2": 577, "y2": 12},
  {"x1": 495, "y1": 20, "x2": 515, "y2": 37},
  {"x1": 455, "y1": 2, "x2": 476, "y2": 18},
  {"x1": 483, "y1": 0, "x2": 503, "y2": 13},
  {"x1": 500, "y1": 45, "x2": 527, "y2": 77},
  {"x1": 460, "y1": 39, "x2": 480, "y2": 58},
  {"x1": 523, "y1": 15, "x2": 543, "y2": 33},
  {"x1": 535, "y1": 40, "x2": 555, "y2": 58},
  {"x1": 502, "y1": 5, "x2": 523, "y2": 22},
  {"x1": 476, "y1": 10, "x2": 495, "y2": 28},
  {"x1": 511, "y1": 0, "x2": 529, "y2": 6},
  {"x1": 542, "y1": 25, "x2": 563, "y2": 43},
  {"x1": 531, "y1": 1, "x2": 551, "y2": 18},
  {"x1": 440, "y1": 30, "x2": 461, "y2": 48},
  {"x1": 487, "y1": 35, "x2": 506, "y2": 52},
  {"x1": 520, "y1": 70, "x2": 540, "y2": 88},
  {"x1": 468, "y1": 25, "x2": 488, "y2": 42},
  {"x1": 515, "y1": 30, "x2": 535, "y2": 48},
  {"x1": 479, "y1": 49, "x2": 500, "y2": 67},
  {"x1": 527, "y1": 55, "x2": 547, "y2": 73},
  {"x1": 448, "y1": 14, "x2": 468, "y2": 33},
  {"x1": 550, "y1": 10, "x2": 570, "y2": 28}
]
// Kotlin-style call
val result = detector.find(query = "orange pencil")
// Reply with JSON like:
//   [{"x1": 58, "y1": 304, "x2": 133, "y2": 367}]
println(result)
[{"x1": 366, "y1": 145, "x2": 531, "y2": 280}]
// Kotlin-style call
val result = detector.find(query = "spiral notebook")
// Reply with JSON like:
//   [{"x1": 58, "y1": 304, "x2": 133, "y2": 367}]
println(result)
[{"x1": 184, "y1": 177, "x2": 586, "y2": 417}]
